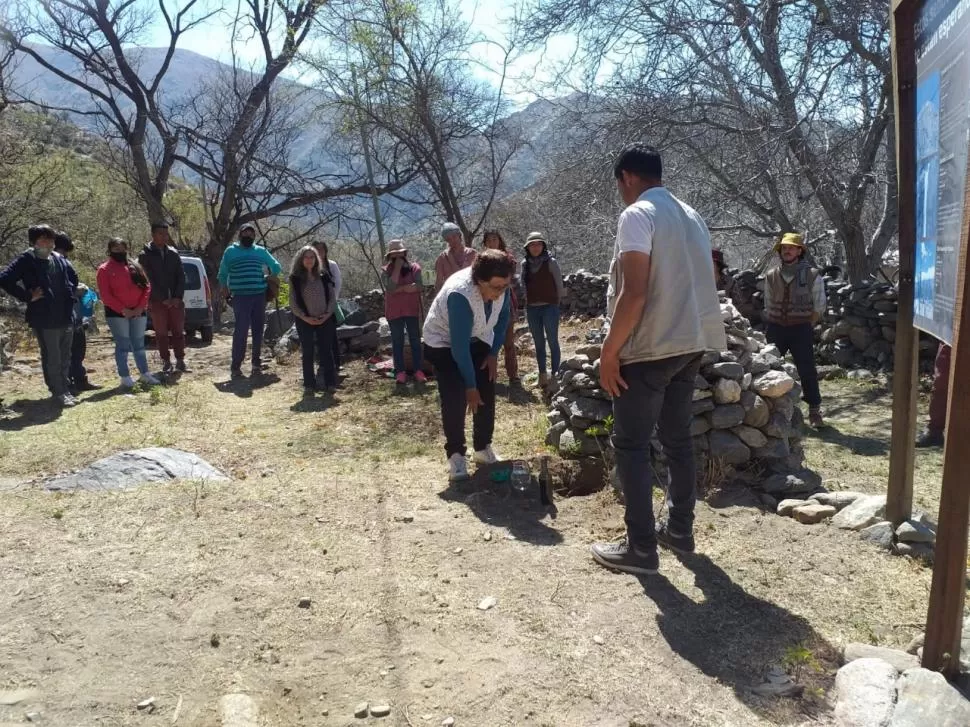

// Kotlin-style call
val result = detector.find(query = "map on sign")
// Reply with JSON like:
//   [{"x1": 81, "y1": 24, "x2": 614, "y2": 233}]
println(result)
[{"x1": 914, "y1": 0, "x2": 970, "y2": 344}]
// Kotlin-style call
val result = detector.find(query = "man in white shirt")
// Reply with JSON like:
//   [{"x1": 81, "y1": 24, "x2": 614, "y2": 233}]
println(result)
[{"x1": 591, "y1": 143, "x2": 725, "y2": 576}]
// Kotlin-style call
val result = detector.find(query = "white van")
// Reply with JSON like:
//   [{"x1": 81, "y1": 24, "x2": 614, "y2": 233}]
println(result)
[{"x1": 179, "y1": 254, "x2": 214, "y2": 343}]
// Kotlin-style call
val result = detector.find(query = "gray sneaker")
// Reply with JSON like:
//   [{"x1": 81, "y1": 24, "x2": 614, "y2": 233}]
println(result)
[
  {"x1": 57, "y1": 393, "x2": 77, "y2": 408},
  {"x1": 656, "y1": 521, "x2": 696, "y2": 554},
  {"x1": 590, "y1": 539, "x2": 659, "y2": 575}
]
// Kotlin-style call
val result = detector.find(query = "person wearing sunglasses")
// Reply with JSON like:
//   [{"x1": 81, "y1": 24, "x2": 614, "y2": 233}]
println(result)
[{"x1": 422, "y1": 249, "x2": 514, "y2": 482}]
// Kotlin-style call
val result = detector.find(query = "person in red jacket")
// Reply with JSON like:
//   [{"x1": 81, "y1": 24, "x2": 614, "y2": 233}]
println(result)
[{"x1": 96, "y1": 237, "x2": 160, "y2": 389}]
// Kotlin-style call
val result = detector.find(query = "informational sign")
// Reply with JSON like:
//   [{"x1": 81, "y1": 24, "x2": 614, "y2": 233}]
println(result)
[{"x1": 914, "y1": 0, "x2": 970, "y2": 344}]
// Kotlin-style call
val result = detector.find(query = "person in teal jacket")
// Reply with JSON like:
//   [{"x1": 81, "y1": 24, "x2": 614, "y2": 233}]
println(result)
[{"x1": 217, "y1": 223, "x2": 282, "y2": 377}]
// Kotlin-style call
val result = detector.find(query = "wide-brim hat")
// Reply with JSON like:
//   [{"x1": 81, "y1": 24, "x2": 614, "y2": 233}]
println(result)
[
  {"x1": 523, "y1": 231, "x2": 546, "y2": 251},
  {"x1": 385, "y1": 239, "x2": 408, "y2": 259},
  {"x1": 774, "y1": 232, "x2": 805, "y2": 252}
]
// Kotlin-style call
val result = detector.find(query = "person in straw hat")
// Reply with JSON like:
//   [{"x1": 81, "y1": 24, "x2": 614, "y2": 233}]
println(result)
[
  {"x1": 382, "y1": 239, "x2": 427, "y2": 384},
  {"x1": 521, "y1": 230, "x2": 564, "y2": 389},
  {"x1": 763, "y1": 232, "x2": 826, "y2": 428}
]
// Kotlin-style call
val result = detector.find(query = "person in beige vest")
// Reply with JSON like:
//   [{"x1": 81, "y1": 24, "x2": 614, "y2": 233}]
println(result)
[
  {"x1": 763, "y1": 233, "x2": 826, "y2": 428},
  {"x1": 590, "y1": 143, "x2": 725, "y2": 577}
]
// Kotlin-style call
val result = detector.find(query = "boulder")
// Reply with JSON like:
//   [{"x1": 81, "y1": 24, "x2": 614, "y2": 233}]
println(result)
[
  {"x1": 792, "y1": 503, "x2": 836, "y2": 524},
  {"x1": 690, "y1": 417, "x2": 712, "y2": 436},
  {"x1": 809, "y1": 491, "x2": 865, "y2": 510},
  {"x1": 742, "y1": 393, "x2": 771, "y2": 428},
  {"x1": 709, "y1": 362, "x2": 744, "y2": 380},
  {"x1": 776, "y1": 498, "x2": 807, "y2": 516},
  {"x1": 692, "y1": 398, "x2": 716, "y2": 415},
  {"x1": 567, "y1": 397, "x2": 613, "y2": 427},
  {"x1": 708, "y1": 430, "x2": 751, "y2": 465},
  {"x1": 833, "y1": 658, "x2": 898, "y2": 727},
  {"x1": 762, "y1": 412, "x2": 793, "y2": 439},
  {"x1": 859, "y1": 521, "x2": 895, "y2": 551},
  {"x1": 713, "y1": 378, "x2": 742, "y2": 404},
  {"x1": 753, "y1": 437, "x2": 791, "y2": 460},
  {"x1": 545, "y1": 421, "x2": 568, "y2": 448},
  {"x1": 843, "y1": 644, "x2": 919, "y2": 673},
  {"x1": 558, "y1": 429, "x2": 601, "y2": 457},
  {"x1": 891, "y1": 668, "x2": 970, "y2": 726},
  {"x1": 709, "y1": 404, "x2": 746, "y2": 429},
  {"x1": 336, "y1": 324, "x2": 365, "y2": 340},
  {"x1": 44, "y1": 448, "x2": 230, "y2": 492},
  {"x1": 895, "y1": 520, "x2": 935, "y2": 544},
  {"x1": 831, "y1": 496, "x2": 887, "y2": 531},
  {"x1": 732, "y1": 424, "x2": 768, "y2": 449}
]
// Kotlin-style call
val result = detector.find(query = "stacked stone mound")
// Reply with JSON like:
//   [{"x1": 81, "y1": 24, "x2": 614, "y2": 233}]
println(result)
[
  {"x1": 272, "y1": 316, "x2": 384, "y2": 360},
  {"x1": 560, "y1": 270, "x2": 608, "y2": 318},
  {"x1": 353, "y1": 286, "x2": 438, "y2": 323},
  {"x1": 545, "y1": 298, "x2": 806, "y2": 473}
]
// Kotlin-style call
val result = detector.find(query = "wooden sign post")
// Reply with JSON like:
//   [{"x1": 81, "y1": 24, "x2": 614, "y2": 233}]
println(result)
[{"x1": 889, "y1": 0, "x2": 970, "y2": 678}]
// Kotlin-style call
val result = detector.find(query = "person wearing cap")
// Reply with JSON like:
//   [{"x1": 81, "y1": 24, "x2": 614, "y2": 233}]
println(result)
[
  {"x1": 383, "y1": 239, "x2": 427, "y2": 384},
  {"x1": 53, "y1": 231, "x2": 99, "y2": 393},
  {"x1": 521, "y1": 231, "x2": 564, "y2": 388},
  {"x1": 423, "y1": 249, "x2": 514, "y2": 481},
  {"x1": 217, "y1": 223, "x2": 282, "y2": 378},
  {"x1": 138, "y1": 221, "x2": 188, "y2": 374},
  {"x1": 590, "y1": 143, "x2": 726, "y2": 577},
  {"x1": 0, "y1": 224, "x2": 80, "y2": 407},
  {"x1": 483, "y1": 230, "x2": 520, "y2": 384},
  {"x1": 763, "y1": 232, "x2": 826, "y2": 428},
  {"x1": 434, "y1": 222, "x2": 476, "y2": 292}
]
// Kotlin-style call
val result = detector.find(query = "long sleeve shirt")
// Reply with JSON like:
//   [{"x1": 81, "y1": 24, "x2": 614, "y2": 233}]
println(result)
[
  {"x1": 96, "y1": 259, "x2": 151, "y2": 317},
  {"x1": 217, "y1": 243, "x2": 282, "y2": 296},
  {"x1": 446, "y1": 291, "x2": 510, "y2": 388},
  {"x1": 435, "y1": 246, "x2": 477, "y2": 291},
  {"x1": 328, "y1": 260, "x2": 342, "y2": 299}
]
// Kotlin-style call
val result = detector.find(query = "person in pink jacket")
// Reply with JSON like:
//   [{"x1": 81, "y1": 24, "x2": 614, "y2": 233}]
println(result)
[{"x1": 96, "y1": 237, "x2": 160, "y2": 388}]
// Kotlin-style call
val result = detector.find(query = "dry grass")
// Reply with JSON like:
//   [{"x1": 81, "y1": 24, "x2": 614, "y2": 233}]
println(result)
[{"x1": 0, "y1": 327, "x2": 945, "y2": 726}]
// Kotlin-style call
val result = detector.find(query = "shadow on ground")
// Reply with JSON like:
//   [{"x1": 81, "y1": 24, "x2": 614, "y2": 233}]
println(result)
[
  {"x1": 0, "y1": 397, "x2": 63, "y2": 431},
  {"x1": 439, "y1": 463, "x2": 561, "y2": 546},
  {"x1": 804, "y1": 423, "x2": 888, "y2": 457},
  {"x1": 640, "y1": 551, "x2": 836, "y2": 719},
  {"x1": 213, "y1": 373, "x2": 281, "y2": 399}
]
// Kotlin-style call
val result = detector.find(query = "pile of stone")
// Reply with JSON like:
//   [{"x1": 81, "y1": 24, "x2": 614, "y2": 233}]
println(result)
[
  {"x1": 271, "y1": 313, "x2": 384, "y2": 360},
  {"x1": 560, "y1": 271, "x2": 608, "y2": 319},
  {"x1": 352, "y1": 286, "x2": 437, "y2": 323},
  {"x1": 545, "y1": 297, "x2": 811, "y2": 482},
  {"x1": 774, "y1": 491, "x2": 938, "y2": 561}
]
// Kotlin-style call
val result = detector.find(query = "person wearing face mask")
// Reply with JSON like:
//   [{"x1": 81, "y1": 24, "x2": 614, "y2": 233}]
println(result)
[
  {"x1": 217, "y1": 223, "x2": 283, "y2": 378},
  {"x1": 763, "y1": 232, "x2": 826, "y2": 428},
  {"x1": 422, "y1": 249, "x2": 513, "y2": 482},
  {"x1": 0, "y1": 224, "x2": 80, "y2": 407}
]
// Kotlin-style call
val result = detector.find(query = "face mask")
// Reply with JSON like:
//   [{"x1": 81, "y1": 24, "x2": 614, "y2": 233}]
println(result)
[
  {"x1": 34, "y1": 246, "x2": 51, "y2": 260},
  {"x1": 110, "y1": 252, "x2": 128, "y2": 263},
  {"x1": 240, "y1": 237, "x2": 255, "y2": 247}
]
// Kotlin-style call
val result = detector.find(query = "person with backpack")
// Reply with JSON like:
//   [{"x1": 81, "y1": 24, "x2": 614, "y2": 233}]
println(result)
[
  {"x1": 96, "y1": 238, "x2": 160, "y2": 389},
  {"x1": 53, "y1": 231, "x2": 99, "y2": 393},
  {"x1": 217, "y1": 223, "x2": 282, "y2": 378},
  {"x1": 289, "y1": 245, "x2": 338, "y2": 394},
  {"x1": 382, "y1": 239, "x2": 427, "y2": 384},
  {"x1": 0, "y1": 224, "x2": 80, "y2": 406},
  {"x1": 138, "y1": 221, "x2": 188, "y2": 374},
  {"x1": 521, "y1": 231, "x2": 564, "y2": 388},
  {"x1": 483, "y1": 230, "x2": 520, "y2": 385}
]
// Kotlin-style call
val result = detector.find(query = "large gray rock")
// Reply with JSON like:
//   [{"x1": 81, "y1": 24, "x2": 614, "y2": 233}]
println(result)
[
  {"x1": 752, "y1": 370, "x2": 795, "y2": 398},
  {"x1": 742, "y1": 393, "x2": 771, "y2": 428},
  {"x1": 558, "y1": 429, "x2": 601, "y2": 457},
  {"x1": 44, "y1": 448, "x2": 230, "y2": 492},
  {"x1": 709, "y1": 362, "x2": 744, "y2": 380},
  {"x1": 708, "y1": 430, "x2": 751, "y2": 465},
  {"x1": 890, "y1": 668, "x2": 970, "y2": 726},
  {"x1": 792, "y1": 503, "x2": 836, "y2": 524},
  {"x1": 833, "y1": 658, "x2": 898, "y2": 727},
  {"x1": 690, "y1": 417, "x2": 712, "y2": 436},
  {"x1": 843, "y1": 644, "x2": 919, "y2": 673},
  {"x1": 709, "y1": 404, "x2": 746, "y2": 429},
  {"x1": 776, "y1": 498, "x2": 808, "y2": 516},
  {"x1": 545, "y1": 421, "x2": 568, "y2": 448},
  {"x1": 895, "y1": 520, "x2": 936, "y2": 544},
  {"x1": 753, "y1": 437, "x2": 791, "y2": 460},
  {"x1": 809, "y1": 491, "x2": 865, "y2": 511},
  {"x1": 336, "y1": 324, "x2": 365, "y2": 340},
  {"x1": 832, "y1": 496, "x2": 887, "y2": 531},
  {"x1": 732, "y1": 424, "x2": 768, "y2": 449},
  {"x1": 762, "y1": 474, "x2": 815, "y2": 497},
  {"x1": 567, "y1": 397, "x2": 613, "y2": 427},
  {"x1": 762, "y1": 411, "x2": 793, "y2": 439},
  {"x1": 770, "y1": 394, "x2": 795, "y2": 422},
  {"x1": 692, "y1": 398, "x2": 716, "y2": 415},
  {"x1": 859, "y1": 521, "x2": 895, "y2": 551}
]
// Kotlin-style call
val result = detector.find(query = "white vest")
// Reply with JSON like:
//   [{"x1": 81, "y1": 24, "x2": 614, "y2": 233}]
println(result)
[{"x1": 423, "y1": 268, "x2": 505, "y2": 349}]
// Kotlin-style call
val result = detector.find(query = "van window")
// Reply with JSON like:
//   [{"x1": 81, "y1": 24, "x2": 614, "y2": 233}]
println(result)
[{"x1": 183, "y1": 263, "x2": 202, "y2": 290}]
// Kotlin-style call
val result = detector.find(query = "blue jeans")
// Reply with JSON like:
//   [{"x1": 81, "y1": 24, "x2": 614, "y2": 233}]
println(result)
[
  {"x1": 106, "y1": 315, "x2": 149, "y2": 378},
  {"x1": 231, "y1": 294, "x2": 266, "y2": 370},
  {"x1": 389, "y1": 316, "x2": 422, "y2": 373},
  {"x1": 613, "y1": 352, "x2": 703, "y2": 552},
  {"x1": 526, "y1": 304, "x2": 561, "y2": 375}
]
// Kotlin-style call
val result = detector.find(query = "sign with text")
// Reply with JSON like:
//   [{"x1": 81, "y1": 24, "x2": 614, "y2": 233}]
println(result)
[{"x1": 914, "y1": 0, "x2": 970, "y2": 343}]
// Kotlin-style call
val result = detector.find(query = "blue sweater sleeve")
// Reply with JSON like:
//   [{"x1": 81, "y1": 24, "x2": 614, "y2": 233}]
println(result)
[
  {"x1": 446, "y1": 293, "x2": 477, "y2": 389},
  {"x1": 490, "y1": 291, "x2": 511, "y2": 357},
  {"x1": 262, "y1": 248, "x2": 283, "y2": 275}
]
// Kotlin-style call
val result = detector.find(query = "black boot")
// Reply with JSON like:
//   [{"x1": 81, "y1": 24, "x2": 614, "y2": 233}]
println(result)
[{"x1": 915, "y1": 429, "x2": 944, "y2": 448}]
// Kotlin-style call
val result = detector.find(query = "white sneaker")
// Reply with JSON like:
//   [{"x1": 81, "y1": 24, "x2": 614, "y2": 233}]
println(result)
[
  {"x1": 120, "y1": 376, "x2": 136, "y2": 389},
  {"x1": 448, "y1": 453, "x2": 470, "y2": 482},
  {"x1": 57, "y1": 393, "x2": 77, "y2": 407},
  {"x1": 473, "y1": 446, "x2": 499, "y2": 465},
  {"x1": 139, "y1": 373, "x2": 161, "y2": 386}
]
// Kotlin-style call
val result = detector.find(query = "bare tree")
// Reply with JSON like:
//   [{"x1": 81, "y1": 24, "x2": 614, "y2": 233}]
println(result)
[
  {"x1": 310, "y1": 0, "x2": 523, "y2": 244},
  {"x1": 1, "y1": 0, "x2": 217, "y2": 224},
  {"x1": 518, "y1": 0, "x2": 895, "y2": 282}
]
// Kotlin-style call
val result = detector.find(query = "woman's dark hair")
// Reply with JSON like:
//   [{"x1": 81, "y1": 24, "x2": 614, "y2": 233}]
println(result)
[
  {"x1": 522, "y1": 239, "x2": 550, "y2": 288},
  {"x1": 313, "y1": 240, "x2": 329, "y2": 266},
  {"x1": 54, "y1": 231, "x2": 74, "y2": 253},
  {"x1": 613, "y1": 143, "x2": 663, "y2": 181},
  {"x1": 482, "y1": 229, "x2": 507, "y2": 252},
  {"x1": 107, "y1": 237, "x2": 149, "y2": 289},
  {"x1": 290, "y1": 245, "x2": 332, "y2": 307},
  {"x1": 472, "y1": 248, "x2": 514, "y2": 283}
]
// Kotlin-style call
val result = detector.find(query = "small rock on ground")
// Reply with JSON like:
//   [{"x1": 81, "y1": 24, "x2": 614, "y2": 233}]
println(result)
[
  {"x1": 442, "y1": 718, "x2": 456, "y2": 727},
  {"x1": 833, "y1": 658, "x2": 897, "y2": 727},
  {"x1": 859, "y1": 521, "x2": 895, "y2": 551},
  {"x1": 895, "y1": 520, "x2": 935, "y2": 544},
  {"x1": 792, "y1": 503, "x2": 836, "y2": 524},
  {"x1": 219, "y1": 694, "x2": 258, "y2": 727},
  {"x1": 369, "y1": 704, "x2": 391, "y2": 717},
  {"x1": 354, "y1": 702, "x2": 369, "y2": 718},
  {"x1": 808, "y1": 491, "x2": 865, "y2": 510},
  {"x1": 831, "y1": 495, "x2": 886, "y2": 530},
  {"x1": 776, "y1": 498, "x2": 807, "y2": 517},
  {"x1": 298, "y1": 597, "x2": 312, "y2": 609},
  {"x1": 477, "y1": 596, "x2": 497, "y2": 611}
]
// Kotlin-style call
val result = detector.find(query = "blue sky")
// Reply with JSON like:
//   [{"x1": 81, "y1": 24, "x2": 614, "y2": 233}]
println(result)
[{"x1": 144, "y1": 0, "x2": 580, "y2": 106}]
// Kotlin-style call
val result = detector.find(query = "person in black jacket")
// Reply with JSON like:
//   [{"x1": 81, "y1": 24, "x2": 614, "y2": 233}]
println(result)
[
  {"x1": 138, "y1": 222, "x2": 188, "y2": 374},
  {"x1": 0, "y1": 224, "x2": 79, "y2": 406},
  {"x1": 54, "y1": 231, "x2": 99, "y2": 393}
]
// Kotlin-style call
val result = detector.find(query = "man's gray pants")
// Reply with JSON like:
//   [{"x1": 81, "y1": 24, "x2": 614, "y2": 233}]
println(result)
[
  {"x1": 34, "y1": 326, "x2": 74, "y2": 397},
  {"x1": 612, "y1": 352, "x2": 704, "y2": 552}
]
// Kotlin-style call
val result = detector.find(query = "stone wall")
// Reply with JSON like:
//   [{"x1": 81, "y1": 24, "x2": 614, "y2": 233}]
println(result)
[
  {"x1": 545, "y1": 297, "x2": 810, "y2": 484},
  {"x1": 352, "y1": 286, "x2": 437, "y2": 323},
  {"x1": 561, "y1": 271, "x2": 609, "y2": 318}
]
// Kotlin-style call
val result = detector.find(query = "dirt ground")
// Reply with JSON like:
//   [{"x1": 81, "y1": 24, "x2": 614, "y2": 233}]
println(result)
[{"x1": 0, "y1": 323, "x2": 947, "y2": 726}]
